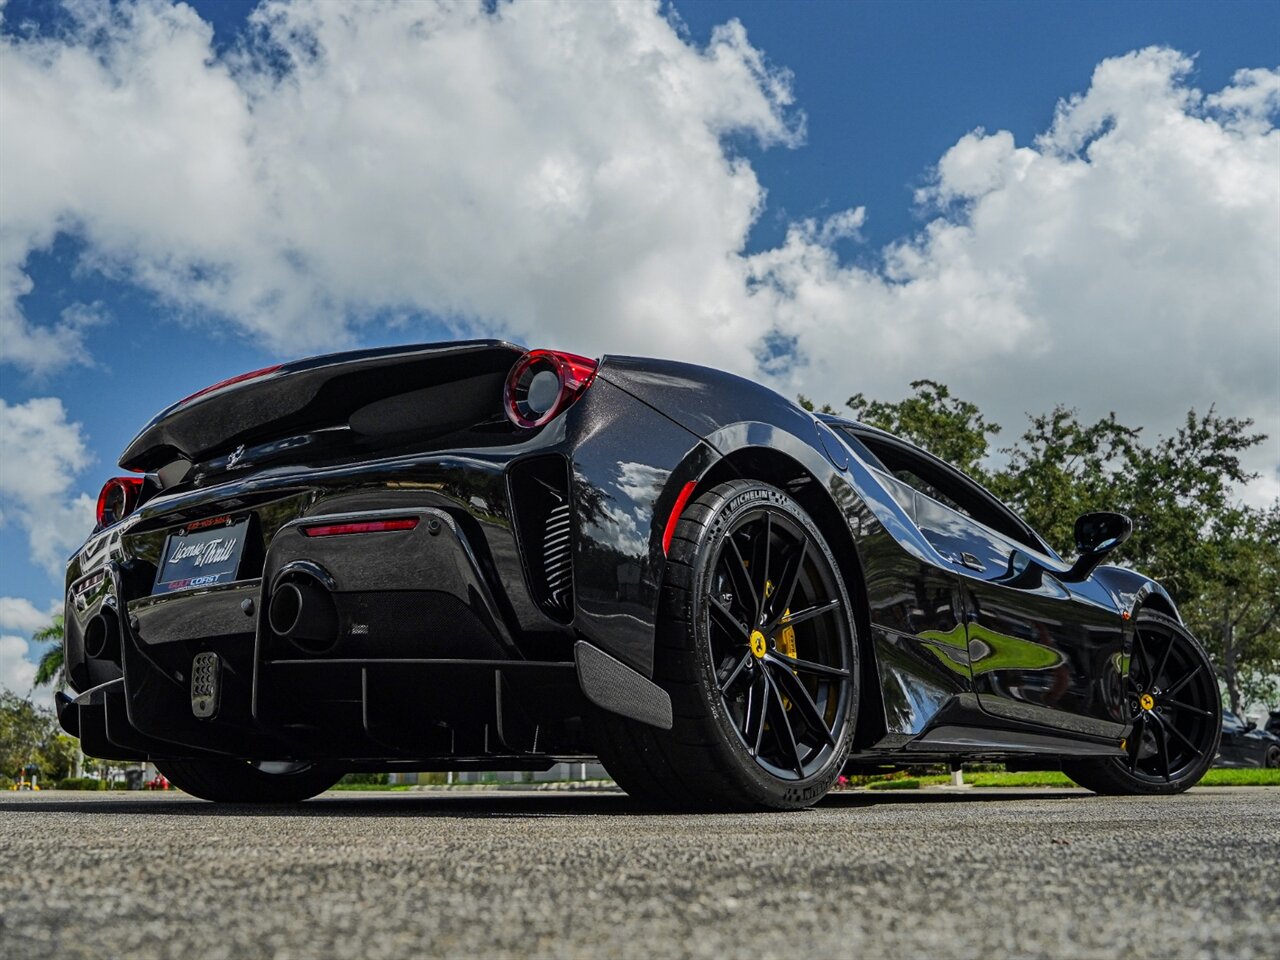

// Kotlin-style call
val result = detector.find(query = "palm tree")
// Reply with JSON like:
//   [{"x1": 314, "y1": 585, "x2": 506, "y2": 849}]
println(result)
[
  {"x1": 31, "y1": 614, "x2": 82, "y2": 778},
  {"x1": 32, "y1": 615, "x2": 66, "y2": 689}
]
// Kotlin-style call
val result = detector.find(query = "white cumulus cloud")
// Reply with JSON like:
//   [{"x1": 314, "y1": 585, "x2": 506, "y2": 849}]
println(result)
[
  {"x1": 0, "y1": 596, "x2": 61, "y2": 636},
  {"x1": 749, "y1": 48, "x2": 1280, "y2": 498},
  {"x1": 1, "y1": 0, "x2": 799, "y2": 373},
  {"x1": 0, "y1": 634, "x2": 38, "y2": 696},
  {"x1": 0, "y1": 397, "x2": 96, "y2": 576},
  {"x1": 0, "y1": 4, "x2": 1277, "y2": 499}
]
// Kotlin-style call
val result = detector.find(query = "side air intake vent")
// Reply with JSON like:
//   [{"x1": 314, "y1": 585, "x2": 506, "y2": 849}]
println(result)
[
  {"x1": 509, "y1": 455, "x2": 575, "y2": 622},
  {"x1": 542, "y1": 497, "x2": 572, "y2": 610}
]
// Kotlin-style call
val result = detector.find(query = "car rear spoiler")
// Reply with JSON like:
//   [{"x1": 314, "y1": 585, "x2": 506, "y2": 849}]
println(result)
[{"x1": 119, "y1": 339, "x2": 527, "y2": 474}]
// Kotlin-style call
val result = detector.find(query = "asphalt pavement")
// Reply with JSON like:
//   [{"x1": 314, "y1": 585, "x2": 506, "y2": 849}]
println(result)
[{"x1": 1, "y1": 786, "x2": 1276, "y2": 959}]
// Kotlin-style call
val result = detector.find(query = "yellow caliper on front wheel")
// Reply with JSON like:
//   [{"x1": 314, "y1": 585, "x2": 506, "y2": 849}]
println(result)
[{"x1": 763, "y1": 580, "x2": 798, "y2": 711}]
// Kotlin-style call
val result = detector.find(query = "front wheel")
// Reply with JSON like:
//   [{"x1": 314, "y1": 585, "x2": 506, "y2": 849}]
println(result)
[
  {"x1": 593, "y1": 479, "x2": 860, "y2": 810},
  {"x1": 157, "y1": 759, "x2": 341, "y2": 803},
  {"x1": 1063, "y1": 610, "x2": 1221, "y2": 796}
]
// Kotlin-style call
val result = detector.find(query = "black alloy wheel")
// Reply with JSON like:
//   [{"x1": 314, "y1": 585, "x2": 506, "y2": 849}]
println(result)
[
  {"x1": 1064, "y1": 610, "x2": 1221, "y2": 795},
  {"x1": 590, "y1": 479, "x2": 859, "y2": 810},
  {"x1": 1265, "y1": 745, "x2": 1280, "y2": 769},
  {"x1": 707, "y1": 502, "x2": 852, "y2": 781}
]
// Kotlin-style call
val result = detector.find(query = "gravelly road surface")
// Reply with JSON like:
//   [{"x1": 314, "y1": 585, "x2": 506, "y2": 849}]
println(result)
[{"x1": 1, "y1": 787, "x2": 1276, "y2": 959}]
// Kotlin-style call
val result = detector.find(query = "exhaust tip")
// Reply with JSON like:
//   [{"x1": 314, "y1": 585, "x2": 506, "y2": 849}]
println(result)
[
  {"x1": 268, "y1": 582, "x2": 304, "y2": 636},
  {"x1": 83, "y1": 611, "x2": 120, "y2": 663},
  {"x1": 269, "y1": 578, "x2": 338, "y2": 655}
]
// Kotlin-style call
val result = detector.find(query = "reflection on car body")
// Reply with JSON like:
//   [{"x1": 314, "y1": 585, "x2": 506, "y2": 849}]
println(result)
[{"x1": 55, "y1": 341, "x2": 1225, "y2": 808}]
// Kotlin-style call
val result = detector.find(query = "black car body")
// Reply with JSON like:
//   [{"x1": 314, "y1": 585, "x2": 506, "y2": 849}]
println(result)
[
  {"x1": 56, "y1": 340, "x2": 1223, "y2": 807},
  {"x1": 1215, "y1": 711, "x2": 1280, "y2": 768}
]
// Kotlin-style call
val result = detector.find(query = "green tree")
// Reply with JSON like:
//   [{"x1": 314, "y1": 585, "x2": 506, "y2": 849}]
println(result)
[
  {"x1": 1118, "y1": 408, "x2": 1266, "y2": 601},
  {"x1": 0, "y1": 692, "x2": 84, "y2": 783},
  {"x1": 802, "y1": 382, "x2": 1278, "y2": 712},
  {"x1": 796, "y1": 395, "x2": 838, "y2": 415},
  {"x1": 33, "y1": 615, "x2": 66, "y2": 689},
  {"x1": 989, "y1": 407, "x2": 1139, "y2": 555},
  {"x1": 1181, "y1": 505, "x2": 1280, "y2": 715},
  {"x1": 38, "y1": 733, "x2": 80, "y2": 781},
  {"x1": 1, "y1": 692, "x2": 53, "y2": 781},
  {"x1": 843, "y1": 379, "x2": 1001, "y2": 478}
]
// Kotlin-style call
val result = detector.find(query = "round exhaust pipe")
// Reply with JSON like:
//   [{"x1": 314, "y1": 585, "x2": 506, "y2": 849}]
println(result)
[
  {"x1": 83, "y1": 610, "x2": 121, "y2": 664},
  {"x1": 268, "y1": 579, "x2": 339, "y2": 654}
]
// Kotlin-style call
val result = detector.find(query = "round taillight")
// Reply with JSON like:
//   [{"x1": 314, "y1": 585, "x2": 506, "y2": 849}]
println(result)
[
  {"x1": 503, "y1": 350, "x2": 598, "y2": 429},
  {"x1": 96, "y1": 477, "x2": 145, "y2": 528}
]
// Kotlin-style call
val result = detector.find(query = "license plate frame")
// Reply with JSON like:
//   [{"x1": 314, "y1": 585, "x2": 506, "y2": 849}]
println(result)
[{"x1": 153, "y1": 515, "x2": 250, "y2": 595}]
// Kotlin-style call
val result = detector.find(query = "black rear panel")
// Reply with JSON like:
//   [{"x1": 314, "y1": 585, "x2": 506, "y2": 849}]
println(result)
[{"x1": 120, "y1": 340, "x2": 526, "y2": 474}]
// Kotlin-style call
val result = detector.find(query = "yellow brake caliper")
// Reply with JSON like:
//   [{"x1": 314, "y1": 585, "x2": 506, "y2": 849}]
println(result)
[
  {"x1": 778, "y1": 616, "x2": 797, "y2": 660},
  {"x1": 765, "y1": 580, "x2": 798, "y2": 659},
  {"x1": 764, "y1": 581, "x2": 798, "y2": 709}
]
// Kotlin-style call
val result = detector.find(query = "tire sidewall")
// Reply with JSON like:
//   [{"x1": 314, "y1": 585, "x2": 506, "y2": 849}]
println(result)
[
  {"x1": 158, "y1": 758, "x2": 340, "y2": 803},
  {"x1": 682, "y1": 481, "x2": 859, "y2": 808},
  {"x1": 1096, "y1": 610, "x2": 1222, "y2": 795}
]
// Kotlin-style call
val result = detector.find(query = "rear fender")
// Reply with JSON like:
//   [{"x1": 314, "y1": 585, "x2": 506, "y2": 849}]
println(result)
[{"x1": 600, "y1": 357, "x2": 894, "y2": 744}]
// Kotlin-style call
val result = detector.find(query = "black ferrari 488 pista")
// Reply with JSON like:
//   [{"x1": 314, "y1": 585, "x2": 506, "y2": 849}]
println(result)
[{"x1": 57, "y1": 341, "x2": 1222, "y2": 808}]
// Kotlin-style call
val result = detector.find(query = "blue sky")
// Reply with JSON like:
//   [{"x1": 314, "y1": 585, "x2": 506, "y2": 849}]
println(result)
[{"x1": 1, "y1": 0, "x2": 1277, "y2": 691}]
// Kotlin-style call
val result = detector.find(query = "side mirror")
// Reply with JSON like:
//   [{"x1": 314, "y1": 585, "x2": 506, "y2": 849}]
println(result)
[
  {"x1": 1244, "y1": 720, "x2": 1257, "y2": 732},
  {"x1": 1062, "y1": 512, "x2": 1133, "y2": 582}
]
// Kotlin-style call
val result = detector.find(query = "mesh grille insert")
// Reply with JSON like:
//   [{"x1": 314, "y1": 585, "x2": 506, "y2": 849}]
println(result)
[{"x1": 509, "y1": 456, "x2": 574, "y2": 622}]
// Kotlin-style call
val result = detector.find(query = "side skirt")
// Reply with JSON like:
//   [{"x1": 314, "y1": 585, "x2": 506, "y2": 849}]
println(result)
[
  {"x1": 849, "y1": 690, "x2": 1126, "y2": 765},
  {"x1": 902, "y1": 724, "x2": 1124, "y2": 757}
]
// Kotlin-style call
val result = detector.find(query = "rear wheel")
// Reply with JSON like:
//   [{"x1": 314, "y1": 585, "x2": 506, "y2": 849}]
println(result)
[
  {"x1": 157, "y1": 759, "x2": 341, "y2": 803},
  {"x1": 593, "y1": 479, "x2": 859, "y2": 810},
  {"x1": 1063, "y1": 610, "x2": 1221, "y2": 795},
  {"x1": 1265, "y1": 745, "x2": 1280, "y2": 769}
]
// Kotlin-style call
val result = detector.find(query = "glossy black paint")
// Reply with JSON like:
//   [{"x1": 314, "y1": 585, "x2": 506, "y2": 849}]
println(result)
[
  {"x1": 1215, "y1": 710, "x2": 1280, "y2": 768},
  {"x1": 60, "y1": 340, "x2": 1187, "y2": 775}
]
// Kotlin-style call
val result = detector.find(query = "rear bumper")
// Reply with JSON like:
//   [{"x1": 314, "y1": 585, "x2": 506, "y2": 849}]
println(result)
[{"x1": 59, "y1": 376, "x2": 699, "y2": 763}]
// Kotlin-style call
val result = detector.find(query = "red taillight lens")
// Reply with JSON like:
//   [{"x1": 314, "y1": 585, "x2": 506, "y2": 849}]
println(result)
[
  {"x1": 301, "y1": 518, "x2": 420, "y2": 537},
  {"x1": 503, "y1": 350, "x2": 598, "y2": 429},
  {"x1": 179, "y1": 363, "x2": 283, "y2": 406},
  {"x1": 96, "y1": 477, "x2": 145, "y2": 528}
]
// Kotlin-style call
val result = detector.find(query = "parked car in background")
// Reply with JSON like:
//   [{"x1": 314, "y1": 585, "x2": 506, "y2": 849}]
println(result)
[{"x1": 1215, "y1": 710, "x2": 1280, "y2": 768}]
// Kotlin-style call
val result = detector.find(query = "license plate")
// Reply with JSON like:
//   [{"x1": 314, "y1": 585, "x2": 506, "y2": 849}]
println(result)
[{"x1": 153, "y1": 516, "x2": 250, "y2": 594}]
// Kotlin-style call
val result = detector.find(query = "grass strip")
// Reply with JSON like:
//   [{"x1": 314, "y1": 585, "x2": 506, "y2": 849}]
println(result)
[{"x1": 901, "y1": 768, "x2": 1280, "y2": 788}]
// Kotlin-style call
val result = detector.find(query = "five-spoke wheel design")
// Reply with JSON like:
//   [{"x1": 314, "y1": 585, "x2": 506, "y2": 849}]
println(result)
[{"x1": 706, "y1": 504, "x2": 853, "y2": 781}]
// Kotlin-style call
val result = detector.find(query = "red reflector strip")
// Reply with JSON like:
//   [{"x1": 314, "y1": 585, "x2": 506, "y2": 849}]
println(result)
[
  {"x1": 662, "y1": 481, "x2": 699, "y2": 556},
  {"x1": 301, "y1": 518, "x2": 420, "y2": 538}
]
